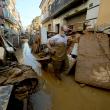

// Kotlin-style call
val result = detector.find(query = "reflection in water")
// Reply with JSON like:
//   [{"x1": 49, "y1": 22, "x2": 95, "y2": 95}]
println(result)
[
  {"x1": 16, "y1": 40, "x2": 110, "y2": 110},
  {"x1": 16, "y1": 40, "x2": 42, "y2": 76},
  {"x1": 28, "y1": 91, "x2": 52, "y2": 110}
]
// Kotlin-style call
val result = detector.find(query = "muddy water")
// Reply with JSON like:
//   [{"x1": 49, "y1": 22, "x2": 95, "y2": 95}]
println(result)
[{"x1": 16, "y1": 40, "x2": 110, "y2": 110}]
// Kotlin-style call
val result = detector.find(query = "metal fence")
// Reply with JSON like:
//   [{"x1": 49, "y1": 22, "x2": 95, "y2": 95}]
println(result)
[{"x1": 51, "y1": 0, "x2": 74, "y2": 15}]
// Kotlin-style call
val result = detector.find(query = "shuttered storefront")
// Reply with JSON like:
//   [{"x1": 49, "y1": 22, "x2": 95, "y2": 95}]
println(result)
[{"x1": 67, "y1": 11, "x2": 87, "y2": 25}]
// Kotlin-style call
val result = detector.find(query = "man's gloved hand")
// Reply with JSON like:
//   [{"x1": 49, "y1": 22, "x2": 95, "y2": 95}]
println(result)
[{"x1": 50, "y1": 48, "x2": 56, "y2": 55}]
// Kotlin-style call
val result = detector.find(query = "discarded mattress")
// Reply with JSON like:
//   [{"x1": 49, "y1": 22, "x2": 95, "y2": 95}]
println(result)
[{"x1": 75, "y1": 33, "x2": 110, "y2": 89}]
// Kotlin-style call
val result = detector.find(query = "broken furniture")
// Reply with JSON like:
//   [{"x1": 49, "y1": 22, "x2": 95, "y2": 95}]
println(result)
[{"x1": 36, "y1": 55, "x2": 50, "y2": 70}]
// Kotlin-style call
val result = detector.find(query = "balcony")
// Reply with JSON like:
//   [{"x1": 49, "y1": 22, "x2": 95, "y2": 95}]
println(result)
[
  {"x1": 41, "y1": 8, "x2": 51, "y2": 24},
  {"x1": 12, "y1": 9, "x2": 18, "y2": 17},
  {"x1": 3, "y1": 9, "x2": 15, "y2": 24},
  {"x1": 5, "y1": 0, "x2": 14, "y2": 9},
  {"x1": 12, "y1": 0, "x2": 17, "y2": 6},
  {"x1": 51, "y1": 0, "x2": 83, "y2": 18}
]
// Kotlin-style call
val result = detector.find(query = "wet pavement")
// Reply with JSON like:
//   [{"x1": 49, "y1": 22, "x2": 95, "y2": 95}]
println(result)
[{"x1": 16, "y1": 40, "x2": 110, "y2": 110}]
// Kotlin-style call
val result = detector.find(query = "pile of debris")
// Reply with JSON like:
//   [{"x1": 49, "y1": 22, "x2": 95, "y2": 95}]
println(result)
[
  {"x1": 1, "y1": 64, "x2": 38, "y2": 100},
  {"x1": 0, "y1": 28, "x2": 39, "y2": 109},
  {"x1": 28, "y1": 33, "x2": 37, "y2": 46},
  {"x1": 21, "y1": 33, "x2": 30, "y2": 39},
  {"x1": 30, "y1": 30, "x2": 57, "y2": 54},
  {"x1": 47, "y1": 31, "x2": 58, "y2": 39},
  {"x1": 29, "y1": 22, "x2": 110, "y2": 89},
  {"x1": 67, "y1": 22, "x2": 110, "y2": 89}
]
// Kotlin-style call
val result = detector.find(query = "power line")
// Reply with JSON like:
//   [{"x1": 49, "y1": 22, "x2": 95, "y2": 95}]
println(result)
[
  {"x1": 17, "y1": 4, "x2": 38, "y2": 9},
  {"x1": 20, "y1": 14, "x2": 33, "y2": 19},
  {"x1": 14, "y1": 7, "x2": 33, "y2": 19}
]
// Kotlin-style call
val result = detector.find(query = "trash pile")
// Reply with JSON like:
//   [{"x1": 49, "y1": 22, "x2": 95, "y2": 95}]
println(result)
[
  {"x1": 67, "y1": 22, "x2": 110, "y2": 89},
  {"x1": 0, "y1": 28, "x2": 39, "y2": 109},
  {"x1": 29, "y1": 22, "x2": 110, "y2": 89},
  {"x1": 47, "y1": 31, "x2": 58, "y2": 39},
  {"x1": 21, "y1": 33, "x2": 30, "y2": 39},
  {"x1": 1, "y1": 64, "x2": 38, "y2": 101},
  {"x1": 28, "y1": 33, "x2": 38, "y2": 46}
]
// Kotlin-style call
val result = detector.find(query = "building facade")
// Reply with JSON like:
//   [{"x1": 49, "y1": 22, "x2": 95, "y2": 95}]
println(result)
[
  {"x1": 3, "y1": 0, "x2": 22, "y2": 35},
  {"x1": 27, "y1": 16, "x2": 41, "y2": 35},
  {"x1": 51, "y1": 0, "x2": 101, "y2": 32},
  {"x1": 0, "y1": 0, "x2": 4, "y2": 26},
  {"x1": 32, "y1": 16, "x2": 41, "y2": 33},
  {"x1": 39, "y1": 0, "x2": 54, "y2": 31},
  {"x1": 97, "y1": 0, "x2": 110, "y2": 26},
  {"x1": 39, "y1": 0, "x2": 103, "y2": 33},
  {"x1": 1, "y1": 0, "x2": 23, "y2": 47}
]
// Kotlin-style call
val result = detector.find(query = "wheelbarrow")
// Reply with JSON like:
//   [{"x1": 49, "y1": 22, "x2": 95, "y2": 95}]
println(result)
[{"x1": 36, "y1": 55, "x2": 51, "y2": 71}]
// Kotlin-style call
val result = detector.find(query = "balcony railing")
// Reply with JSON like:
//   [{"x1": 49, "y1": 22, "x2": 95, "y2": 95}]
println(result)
[
  {"x1": 5, "y1": 0, "x2": 14, "y2": 9},
  {"x1": 51, "y1": 0, "x2": 78, "y2": 17},
  {"x1": 3, "y1": 9, "x2": 15, "y2": 24},
  {"x1": 41, "y1": 8, "x2": 51, "y2": 23}
]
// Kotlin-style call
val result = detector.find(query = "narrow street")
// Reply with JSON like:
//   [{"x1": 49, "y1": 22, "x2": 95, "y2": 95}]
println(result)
[
  {"x1": 0, "y1": 0, "x2": 110, "y2": 110},
  {"x1": 16, "y1": 40, "x2": 110, "y2": 110}
]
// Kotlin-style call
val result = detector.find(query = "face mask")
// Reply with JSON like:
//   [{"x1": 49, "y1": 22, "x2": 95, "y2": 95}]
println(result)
[{"x1": 62, "y1": 34, "x2": 66, "y2": 37}]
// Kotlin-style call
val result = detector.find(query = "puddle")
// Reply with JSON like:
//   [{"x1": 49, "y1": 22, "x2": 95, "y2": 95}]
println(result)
[
  {"x1": 16, "y1": 40, "x2": 110, "y2": 110},
  {"x1": 28, "y1": 91, "x2": 52, "y2": 110}
]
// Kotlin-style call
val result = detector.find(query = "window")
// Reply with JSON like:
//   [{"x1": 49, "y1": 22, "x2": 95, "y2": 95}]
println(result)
[
  {"x1": 56, "y1": 0, "x2": 60, "y2": 6},
  {"x1": 48, "y1": 24, "x2": 51, "y2": 31}
]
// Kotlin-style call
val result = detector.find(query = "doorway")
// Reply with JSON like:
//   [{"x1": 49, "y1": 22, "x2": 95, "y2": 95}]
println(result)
[
  {"x1": 48, "y1": 24, "x2": 51, "y2": 31},
  {"x1": 55, "y1": 24, "x2": 60, "y2": 33}
]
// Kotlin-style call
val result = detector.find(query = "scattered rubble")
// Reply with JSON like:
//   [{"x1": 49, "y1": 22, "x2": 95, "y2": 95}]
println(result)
[
  {"x1": 80, "y1": 84, "x2": 86, "y2": 88},
  {"x1": 0, "y1": 27, "x2": 39, "y2": 109}
]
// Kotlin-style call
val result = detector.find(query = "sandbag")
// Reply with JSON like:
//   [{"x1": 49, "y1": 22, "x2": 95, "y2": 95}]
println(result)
[{"x1": 75, "y1": 33, "x2": 110, "y2": 89}]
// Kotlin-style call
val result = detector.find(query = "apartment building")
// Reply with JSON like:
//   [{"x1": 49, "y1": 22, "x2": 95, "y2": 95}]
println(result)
[
  {"x1": 1, "y1": 0, "x2": 23, "y2": 47},
  {"x1": 32, "y1": 16, "x2": 41, "y2": 33},
  {"x1": 51, "y1": 0, "x2": 101, "y2": 32},
  {"x1": 3, "y1": 0, "x2": 16, "y2": 30},
  {"x1": 27, "y1": 16, "x2": 41, "y2": 35},
  {"x1": 97, "y1": 0, "x2": 110, "y2": 26},
  {"x1": 39, "y1": 0, "x2": 54, "y2": 31},
  {"x1": 39, "y1": 0, "x2": 104, "y2": 33},
  {"x1": 3, "y1": 0, "x2": 22, "y2": 35},
  {"x1": 0, "y1": 0, "x2": 4, "y2": 26}
]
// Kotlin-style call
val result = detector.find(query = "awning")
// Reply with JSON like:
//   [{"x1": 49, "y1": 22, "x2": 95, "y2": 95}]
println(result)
[
  {"x1": 14, "y1": 25, "x2": 19, "y2": 28},
  {"x1": 12, "y1": 0, "x2": 17, "y2": 5},
  {"x1": 12, "y1": 10, "x2": 18, "y2": 17}
]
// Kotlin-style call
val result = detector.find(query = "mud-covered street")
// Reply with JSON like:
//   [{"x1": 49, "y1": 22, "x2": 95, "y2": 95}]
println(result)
[
  {"x1": 1, "y1": 0, "x2": 110, "y2": 110},
  {"x1": 15, "y1": 40, "x2": 110, "y2": 110}
]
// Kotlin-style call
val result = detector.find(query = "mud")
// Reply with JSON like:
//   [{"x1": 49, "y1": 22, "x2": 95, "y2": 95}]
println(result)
[{"x1": 16, "y1": 39, "x2": 110, "y2": 110}]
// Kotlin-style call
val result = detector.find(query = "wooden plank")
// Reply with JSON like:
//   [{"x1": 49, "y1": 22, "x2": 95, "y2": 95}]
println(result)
[
  {"x1": 73, "y1": 23, "x2": 84, "y2": 32},
  {"x1": 23, "y1": 98, "x2": 28, "y2": 110},
  {"x1": 5, "y1": 39, "x2": 17, "y2": 51},
  {"x1": 39, "y1": 26, "x2": 41, "y2": 46},
  {"x1": 0, "y1": 36, "x2": 12, "y2": 60},
  {"x1": 0, "y1": 75, "x2": 7, "y2": 84},
  {"x1": 47, "y1": 31, "x2": 58, "y2": 34},
  {"x1": 0, "y1": 47, "x2": 6, "y2": 66},
  {"x1": 0, "y1": 85, "x2": 13, "y2": 110}
]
